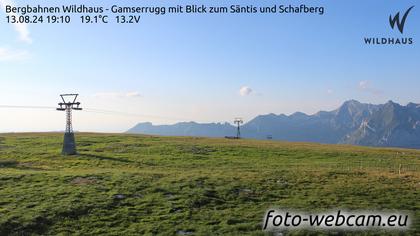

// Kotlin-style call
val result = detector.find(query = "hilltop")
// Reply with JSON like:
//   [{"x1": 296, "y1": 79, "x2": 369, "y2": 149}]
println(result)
[{"x1": 0, "y1": 133, "x2": 419, "y2": 235}]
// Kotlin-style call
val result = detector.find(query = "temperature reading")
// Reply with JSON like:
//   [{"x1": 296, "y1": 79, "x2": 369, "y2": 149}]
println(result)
[{"x1": 80, "y1": 15, "x2": 109, "y2": 24}]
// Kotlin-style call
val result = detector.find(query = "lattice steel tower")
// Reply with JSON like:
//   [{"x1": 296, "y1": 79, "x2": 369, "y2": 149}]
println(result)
[
  {"x1": 234, "y1": 118, "x2": 243, "y2": 139},
  {"x1": 57, "y1": 94, "x2": 82, "y2": 155}
]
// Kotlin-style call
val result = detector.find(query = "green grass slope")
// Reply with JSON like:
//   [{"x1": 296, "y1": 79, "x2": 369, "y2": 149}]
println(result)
[{"x1": 0, "y1": 133, "x2": 419, "y2": 235}]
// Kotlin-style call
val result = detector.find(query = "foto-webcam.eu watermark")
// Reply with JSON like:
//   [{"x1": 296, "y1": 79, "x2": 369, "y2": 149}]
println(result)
[{"x1": 263, "y1": 209, "x2": 410, "y2": 231}]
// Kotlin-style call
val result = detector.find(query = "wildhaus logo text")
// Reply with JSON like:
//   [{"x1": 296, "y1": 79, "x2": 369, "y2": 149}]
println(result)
[{"x1": 364, "y1": 6, "x2": 414, "y2": 45}]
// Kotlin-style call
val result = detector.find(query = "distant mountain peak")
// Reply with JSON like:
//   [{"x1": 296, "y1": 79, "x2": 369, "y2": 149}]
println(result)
[
  {"x1": 383, "y1": 101, "x2": 401, "y2": 112},
  {"x1": 337, "y1": 100, "x2": 363, "y2": 113},
  {"x1": 291, "y1": 111, "x2": 307, "y2": 116},
  {"x1": 127, "y1": 100, "x2": 420, "y2": 149},
  {"x1": 343, "y1": 99, "x2": 362, "y2": 105},
  {"x1": 407, "y1": 102, "x2": 419, "y2": 108}
]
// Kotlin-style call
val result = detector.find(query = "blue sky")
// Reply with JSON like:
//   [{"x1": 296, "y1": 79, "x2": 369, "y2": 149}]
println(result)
[{"x1": 0, "y1": 0, "x2": 419, "y2": 132}]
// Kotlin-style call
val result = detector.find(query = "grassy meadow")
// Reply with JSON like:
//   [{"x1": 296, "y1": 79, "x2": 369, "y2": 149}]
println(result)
[{"x1": 0, "y1": 133, "x2": 419, "y2": 235}]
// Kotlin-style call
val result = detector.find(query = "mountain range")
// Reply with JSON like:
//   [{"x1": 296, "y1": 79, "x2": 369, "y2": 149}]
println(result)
[{"x1": 127, "y1": 100, "x2": 420, "y2": 149}]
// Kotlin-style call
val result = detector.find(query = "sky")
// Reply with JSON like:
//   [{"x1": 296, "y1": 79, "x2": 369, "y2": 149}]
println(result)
[{"x1": 0, "y1": 0, "x2": 419, "y2": 132}]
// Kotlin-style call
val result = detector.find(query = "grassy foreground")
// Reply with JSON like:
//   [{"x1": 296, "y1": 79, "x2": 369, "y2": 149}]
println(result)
[{"x1": 0, "y1": 133, "x2": 419, "y2": 235}]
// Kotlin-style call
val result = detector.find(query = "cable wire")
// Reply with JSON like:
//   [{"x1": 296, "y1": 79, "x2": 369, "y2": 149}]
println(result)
[
  {"x1": 0, "y1": 105, "x2": 56, "y2": 109},
  {"x1": 0, "y1": 105, "x2": 201, "y2": 122}
]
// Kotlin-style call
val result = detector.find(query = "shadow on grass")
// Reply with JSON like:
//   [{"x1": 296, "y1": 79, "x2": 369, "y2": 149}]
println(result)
[
  {"x1": 80, "y1": 153, "x2": 134, "y2": 163},
  {"x1": 0, "y1": 137, "x2": 6, "y2": 150},
  {"x1": 0, "y1": 160, "x2": 19, "y2": 168},
  {"x1": 0, "y1": 160, "x2": 46, "y2": 171},
  {"x1": 0, "y1": 216, "x2": 51, "y2": 235}
]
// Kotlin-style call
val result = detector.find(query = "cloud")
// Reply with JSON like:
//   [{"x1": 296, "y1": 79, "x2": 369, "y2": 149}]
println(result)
[
  {"x1": 0, "y1": 0, "x2": 32, "y2": 43},
  {"x1": 239, "y1": 86, "x2": 253, "y2": 96},
  {"x1": 0, "y1": 47, "x2": 29, "y2": 61},
  {"x1": 125, "y1": 91, "x2": 142, "y2": 97},
  {"x1": 93, "y1": 92, "x2": 142, "y2": 99},
  {"x1": 359, "y1": 81, "x2": 369, "y2": 90},
  {"x1": 358, "y1": 80, "x2": 382, "y2": 95}
]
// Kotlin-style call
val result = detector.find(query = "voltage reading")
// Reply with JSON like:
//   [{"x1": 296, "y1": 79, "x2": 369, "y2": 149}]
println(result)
[{"x1": 116, "y1": 15, "x2": 141, "y2": 24}]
